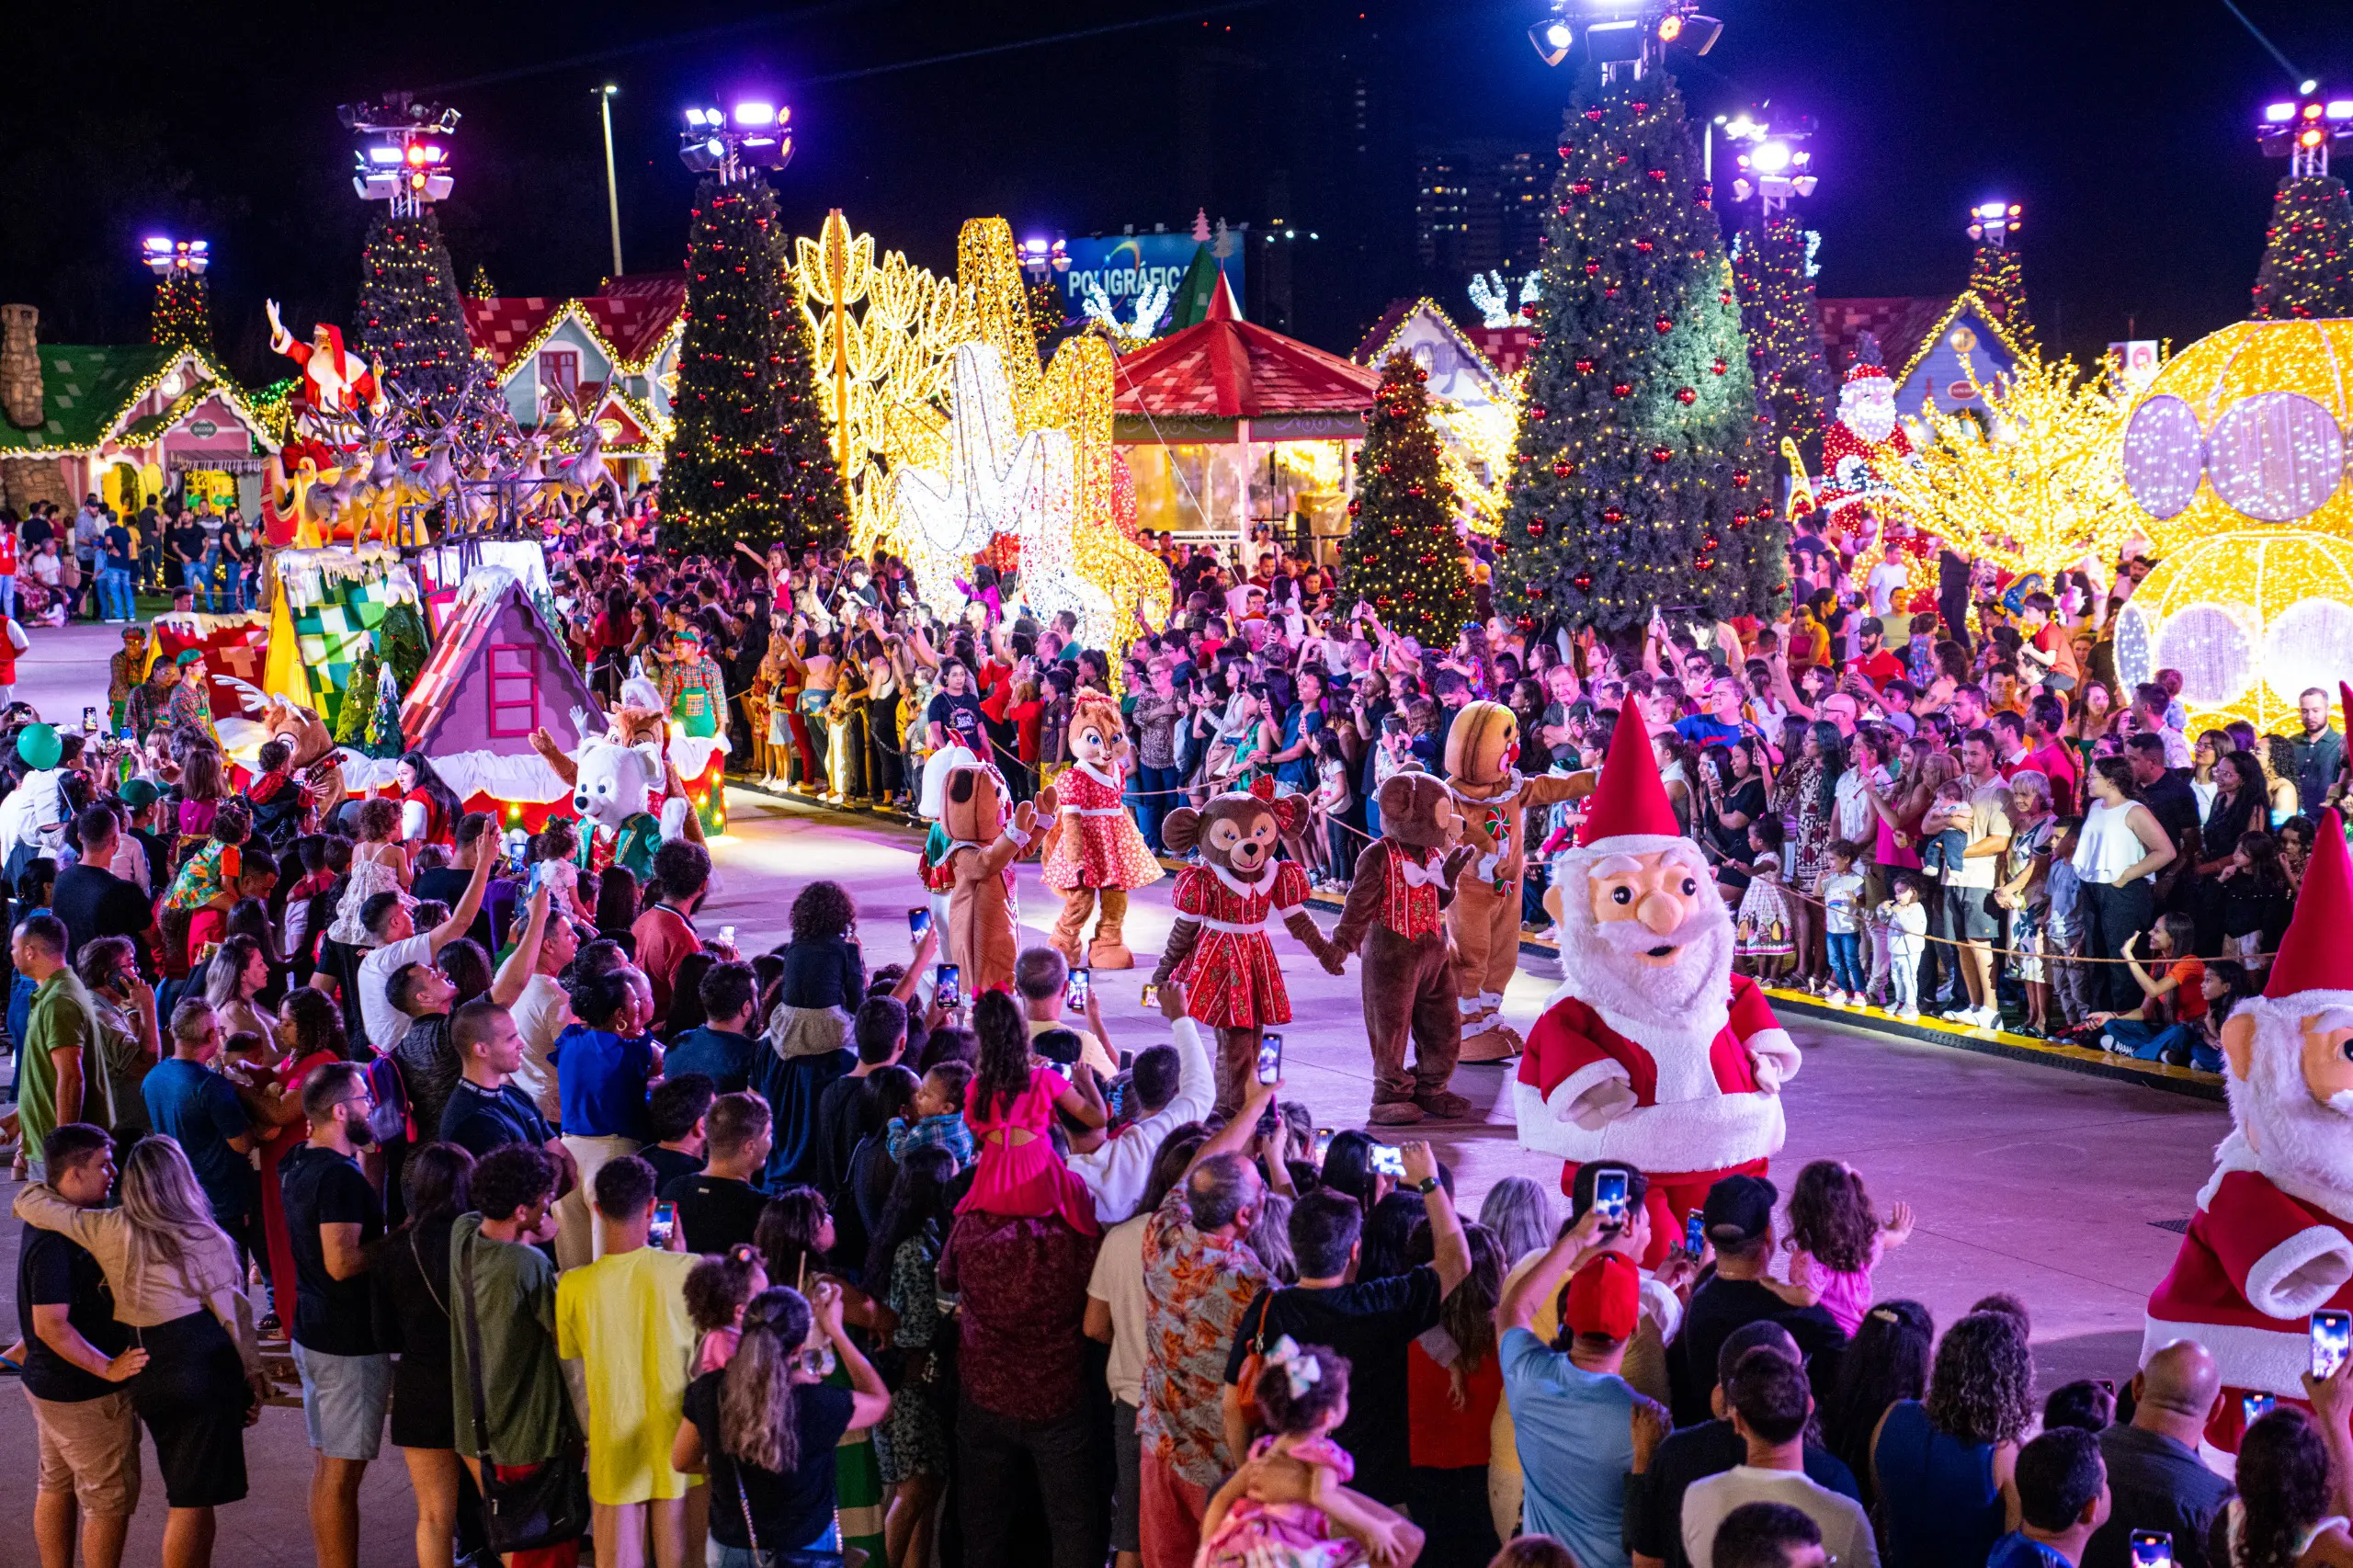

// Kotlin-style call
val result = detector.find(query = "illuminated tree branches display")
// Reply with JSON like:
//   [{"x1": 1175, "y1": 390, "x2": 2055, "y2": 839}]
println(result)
[{"x1": 1887, "y1": 349, "x2": 2140, "y2": 576}]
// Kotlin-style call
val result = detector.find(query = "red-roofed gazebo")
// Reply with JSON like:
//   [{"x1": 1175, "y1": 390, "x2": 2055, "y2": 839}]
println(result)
[{"x1": 1109, "y1": 274, "x2": 1379, "y2": 551}]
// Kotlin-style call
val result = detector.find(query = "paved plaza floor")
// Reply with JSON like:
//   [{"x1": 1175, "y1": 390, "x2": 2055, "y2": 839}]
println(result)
[{"x1": 0, "y1": 623, "x2": 2234, "y2": 1565}]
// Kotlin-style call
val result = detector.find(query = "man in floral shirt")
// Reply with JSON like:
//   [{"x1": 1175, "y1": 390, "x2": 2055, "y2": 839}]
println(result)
[{"x1": 1137, "y1": 1060, "x2": 1286, "y2": 1568}]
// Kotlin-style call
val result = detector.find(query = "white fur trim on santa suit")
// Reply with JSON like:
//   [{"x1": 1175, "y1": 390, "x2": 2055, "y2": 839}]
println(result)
[
  {"x1": 2140, "y1": 1314, "x2": 2315, "y2": 1399},
  {"x1": 1576, "y1": 833, "x2": 1697, "y2": 861},
  {"x1": 1510, "y1": 1069, "x2": 1786, "y2": 1173},
  {"x1": 2245, "y1": 1225, "x2": 2353, "y2": 1318},
  {"x1": 669, "y1": 733, "x2": 730, "y2": 774},
  {"x1": 1746, "y1": 1028, "x2": 1801, "y2": 1092}
]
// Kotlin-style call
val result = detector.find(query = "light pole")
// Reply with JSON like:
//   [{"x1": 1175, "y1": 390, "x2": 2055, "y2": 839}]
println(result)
[{"x1": 597, "y1": 85, "x2": 624, "y2": 279}]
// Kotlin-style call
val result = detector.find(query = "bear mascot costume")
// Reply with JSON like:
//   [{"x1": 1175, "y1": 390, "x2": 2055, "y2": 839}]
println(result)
[
  {"x1": 1040, "y1": 692, "x2": 1163, "y2": 969},
  {"x1": 530, "y1": 679, "x2": 703, "y2": 882},
  {"x1": 940, "y1": 763, "x2": 1051, "y2": 999},
  {"x1": 1444, "y1": 699, "x2": 1584, "y2": 1062},
  {"x1": 1513, "y1": 698, "x2": 1801, "y2": 1265},
  {"x1": 2143, "y1": 805, "x2": 2353, "y2": 1450},
  {"x1": 1330, "y1": 770, "x2": 1479, "y2": 1124},
  {"x1": 1151, "y1": 778, "x2": 1342, "y2": 1115}
]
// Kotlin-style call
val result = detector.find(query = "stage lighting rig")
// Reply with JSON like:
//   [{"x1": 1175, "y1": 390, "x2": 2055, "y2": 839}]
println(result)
[
  {"x1": 679, "y1": 100, "x2": 795, "y2": 183},
  {"x1": 1529, "y1": 0, "x2": 1721, "y2": 78},
  {"x1": 2260, "y1": 88, "x2": 2353, "y2": 177},
  {"x1": 141, "y1": 237, "x2": 209, "y2": 277},
  {"x1": 340, "y1": 94, "x2": 459, "y2": 214},
  {"x1": 1722, "y1": 111, "x2": 1818, "y2": 215},
  {"x1": 1966, "y1": 200, "x2": 2021, "y2": 245}
]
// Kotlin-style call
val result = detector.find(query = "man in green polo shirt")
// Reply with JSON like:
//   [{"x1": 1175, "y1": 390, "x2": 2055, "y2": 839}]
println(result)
[{"x1": 15, "y1": 914, "x2": 100, "y2": 1180}]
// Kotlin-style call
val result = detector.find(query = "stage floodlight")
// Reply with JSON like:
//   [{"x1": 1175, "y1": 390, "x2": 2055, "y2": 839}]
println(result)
[
  {"x1": 2267, "y1": 102, "x2": 2298, "y2": 122},
  {"x1": 2330, "y1": 101, "x2": 2353, "y2": 120},
  {"x1": 1681, "y1": 14, "x2": 1722, "y2": 52},
  {"x1": 1586, "y1": 17, "x2": 1643, "y2": 61},
  {"x1": 1528, "y1": 18, "x2": 1572, "y2": 65},
  {"x1": 733, "y1": 101, "x2": 776, "y2": 128},
  {"x1": 1752, "y1": 139, "x2": 1791, "y2": 173},
  {"x1": 1656, "y1": 13, "x2": 1682, "y2": 40}
]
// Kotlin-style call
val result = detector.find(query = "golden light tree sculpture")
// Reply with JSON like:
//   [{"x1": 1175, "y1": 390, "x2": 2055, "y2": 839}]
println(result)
[{"x1": 1887, "y1": 348, "x2": 2143, "y2": 578}]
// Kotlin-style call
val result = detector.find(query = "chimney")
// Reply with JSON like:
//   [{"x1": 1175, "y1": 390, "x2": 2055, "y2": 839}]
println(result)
[{"x1": 1, "y1": 305, "x2": 41, "y2": 430}]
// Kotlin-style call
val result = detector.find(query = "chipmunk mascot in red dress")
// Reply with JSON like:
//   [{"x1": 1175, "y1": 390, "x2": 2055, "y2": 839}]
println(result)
[
  {"x1": 1513, "y1": 699, "x2": 1802, "y2": 1265},
  {"x1": 2144, "y1": 805, "x2": 2353, "y2": 1450},
  {"x1": 1040, "y1": 693, "x2": 1163, "y2": 969}
]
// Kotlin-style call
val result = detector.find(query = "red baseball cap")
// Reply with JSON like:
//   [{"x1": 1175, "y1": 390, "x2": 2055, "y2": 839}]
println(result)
[{"x1": 1563, "y1": 1254, "x2": 1641, "y2": 1342}]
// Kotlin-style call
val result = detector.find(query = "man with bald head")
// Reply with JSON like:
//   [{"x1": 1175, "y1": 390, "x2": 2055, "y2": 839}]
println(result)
[{"x1": 2081, "y1": 1340, "x2": 2233, "y2": 1568}]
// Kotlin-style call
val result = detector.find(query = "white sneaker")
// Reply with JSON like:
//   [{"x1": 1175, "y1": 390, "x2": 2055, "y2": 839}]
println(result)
[
  {"x1": 1825, "y1": 989, "x2": 1848, "y2": 1006},
  {"x1": 1897, "y1": 1006, "x2": 1920, "y2": 1021},
  {"x1": 2099, "y1": 1033, "x2": 2118, "y2": 1053}
]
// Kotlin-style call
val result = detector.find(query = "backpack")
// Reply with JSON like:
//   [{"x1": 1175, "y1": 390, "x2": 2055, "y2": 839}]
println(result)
[{"x1": 362, "y1": 1051, "x2": 414, "y2": 1147}]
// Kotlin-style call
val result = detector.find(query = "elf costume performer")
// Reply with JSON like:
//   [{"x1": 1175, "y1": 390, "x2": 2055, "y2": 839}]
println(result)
[
  {"x1": 1513, "y1": 699, "x2": 1802, "y2": 1266},
  {"x1": 2143, "y1": 806, "x2": 2353, "y2": 1451},
  {"x1": 1444, "y1": 699, "x2": 1584, "y2": 1062},
  {"x1": 1040, "y1": 694, "x2": 1163, "y2": 969}
]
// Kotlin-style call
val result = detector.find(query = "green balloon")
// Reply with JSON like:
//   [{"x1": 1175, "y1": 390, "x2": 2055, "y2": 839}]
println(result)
[{"x1": 16, "y1": 723, "x2": 58, "y2": 771}]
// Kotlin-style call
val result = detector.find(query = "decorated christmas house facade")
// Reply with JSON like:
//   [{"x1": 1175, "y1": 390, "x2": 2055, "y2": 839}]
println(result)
[
  {"x1": 462, "y1": 273, "x2": 687, "y2": 488},
  {"x1": 1813, "y1": 288, "x2": 2028, "y2": 424},
  {"x1": 0, "y1": 305, "x2": 280, "y2": 517}
]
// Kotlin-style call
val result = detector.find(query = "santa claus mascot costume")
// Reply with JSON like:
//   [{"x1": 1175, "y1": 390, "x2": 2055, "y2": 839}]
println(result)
[
  {"x1": 1513, "y1": 699, "x2": 1802, "y2": 1264},
  {"x1": 2143, "y1": 806, "x2": 2353, "y2": 1449}
]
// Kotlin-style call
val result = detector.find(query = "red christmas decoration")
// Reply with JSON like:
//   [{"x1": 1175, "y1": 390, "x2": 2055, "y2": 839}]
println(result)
[
  {"x1": 1552, "y1": 459, "x2": 1577, "y2": 477},
  {"x1": 1528, "y1": 404, "x2": 1549, "y2": 420},
  {"x1": 1676, "y1": 387, "x2": 1697, "y2": 404},
  {"x1": 1610, "y1": 381, "x2": 1633, "y2": 398},
  {"x1": 1654, "y1": 315, "x2": 1674, "y2": 334},
  {"x1": 1574, "y1": 357, "x2": 1596, "y2": 373},
  {"x1": 1573, "y1": 574, "x2": 1594, "y2": 592},
  {"x1": 1650, "y1": 446, "x2": 1673, "y2": 463},
  {"x1": 1732, "y1": 469, "x2": 1751, "y2": 487}
]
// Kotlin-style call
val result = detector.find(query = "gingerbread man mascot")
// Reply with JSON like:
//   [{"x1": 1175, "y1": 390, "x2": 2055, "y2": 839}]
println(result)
[
  {"x1": 2144, "y1": 807, "x2": 2353, "y2": 1450},
  {"x1": 1151, "y1": 778, "x2": 1342, "y2": 1115},
  {"x1": 1513, "y1": 698, "x2": 1801, "y2": 1265},
  {"x1": 1445, "y1": 699, "x2": 1585, "y2": 1062},
  {"x1": 1041, "y1": 693, "x2": 1163, "y2": 969},
  {"x1": 1330, "y1": 771, "x2": 1479, "y2": 1125}
]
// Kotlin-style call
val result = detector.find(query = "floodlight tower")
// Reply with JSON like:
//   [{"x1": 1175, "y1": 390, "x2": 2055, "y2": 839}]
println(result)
[
  {"x1": 339, "y1": 93, "x2": 460, "y2": 216},
  {"x1": 1967, "y1": 200, "x2": 2022, "y2": 245},
  {"x1": 678, "y1": 100, "x2": 794, "y2": 185},
  {"x1": 2260, "y1": 88, "x2": 2353, "y2": 177},
  {"x1": 1528, "y1": 0, "x2": 1723, "y2": 83},
  {"x1": 1721, "y1": 112, "x2": 1819, "y2": 220}
]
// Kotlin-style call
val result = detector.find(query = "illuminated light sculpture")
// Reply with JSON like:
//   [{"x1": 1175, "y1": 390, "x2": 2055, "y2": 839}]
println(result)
[
  {"x1": 892, "y1": 342, "x2": 1072, "y2": 609},
  {"x1": 1885, "y1": 347, "x2": 2143, "y2": 579},
  {"x1": 2110, "y1": 317, "x2": 2353, "y2": 732}
]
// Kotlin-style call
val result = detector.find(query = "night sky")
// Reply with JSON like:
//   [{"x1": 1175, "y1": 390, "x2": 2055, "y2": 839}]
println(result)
[{"x1": 0, "y1": 0, "x2": 2335, "y2": 382}]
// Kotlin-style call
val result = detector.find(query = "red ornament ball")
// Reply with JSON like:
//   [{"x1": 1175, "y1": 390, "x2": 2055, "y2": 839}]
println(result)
[
  {"x1": 1711, "y1": 358, "x2": 1729, "y2": 375},
  {"x1": 1574, "y1": 357, "x2": 1596, "y2": 374},
  {"x1": 1654, "y1": 316, "x2": 1674, "y2": 334},
  {"x1": 1584, "y1": 108, "x2": 1604, "y2": 121},
  {"x1": 1585, "y1": 261, "x2": 1602, "y2": 276},
  {"x1": 1600, "y1": 506, "x2": 1625, "y2": 525},
  {"x1": 1552, "y1": 459, "x2": 1577, "y2": 478},
  {"x1": 1573, "y1": 573, "x2": 1595, "y2": 592},
  {"x1": 1559, "y1": 141, "x2": 1575, "y2": 157},
  {"x1": 1676, "y1": 387, "x2": 1697, "y2": 405},
  {"x1": 1528, "y1": 404, "x2": 1549, "y2": 420},
  {"x1": 1610, "y1": 381, "x2": 1633, "y2": 398},
  {"x1": 1527, "y1": 519, "x2": 1548, "y2": 538},
  {"x1": 1650, "y1": 446, "x2": 1673, "y2": 464},
  {"x1": 1732, "y1": 469, "x2": 1751, "y2": 487}
]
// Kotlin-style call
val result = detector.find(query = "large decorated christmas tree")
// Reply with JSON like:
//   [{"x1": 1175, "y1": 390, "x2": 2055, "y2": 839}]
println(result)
[
  {"x1": 1732, "y1": 215, "x2": 1832, "y2": 472},
  {"x1": 1966, "y1": 233, "x2": 2037, "y2": 348},
  {"x1": 355, "y1": 210, "x2": 476, "y2": 426},
  {"x1": 2252, "y1": 175, "x2": 2353, "y2": 320},
  {"x1": 1339, "y1": 353, "x2": 1474, "y2": 646},
  {"x1": 1498, "y1": 69, "x2": 1783, "y2": 642},
  {"x1": 661, "y1": 176, "x2": 847, "y2": 555}
]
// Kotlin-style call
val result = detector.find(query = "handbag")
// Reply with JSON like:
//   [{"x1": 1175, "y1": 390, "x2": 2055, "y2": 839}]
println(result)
[
  {"x1": 733, "y1": 1465, "x2": 845, "y2": 1568},
  {"x1": 1231, "y1": 1289, "x2": 1279, "y2": 1432},
  {"x1": 456, "y1": 1228, "x2": 591, "y2": 1553}
]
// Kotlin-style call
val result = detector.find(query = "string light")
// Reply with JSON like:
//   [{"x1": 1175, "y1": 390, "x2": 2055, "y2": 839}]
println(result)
[
  {"x1": 357, "y1": 210, "x2": 494, "y2": 434},
  {"x1": 1340, "y1": 352, "x2": 1475, "y2": 643},
  {"x1": 2113, "y1": 528, "x2": 2353, "y2": 733},
  {"x1": 1497, "y1": 71, "x2": 1782, "y2": 634},
  {"x1": 1965, "y1": 235, "x2": 2037, "y2": 350},
  {"x1": 661, "y1": 176, "x2": 849, "y2": 553},
  {"x1": 1886, "y1": 347, "x2": 2143, "y2": 577},
  {"x1": 2123, "y1": 318, "x2": 2353, "y2": 551},
  {"x1": 1731, "y1": 214, "x2": 1830, "y2": 458},
  {"x1": 2252, "y1": 175, "x2": 2353, "y2": 321}
]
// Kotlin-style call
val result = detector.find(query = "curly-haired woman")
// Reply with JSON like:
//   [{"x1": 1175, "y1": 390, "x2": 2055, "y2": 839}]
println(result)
[{"x1": 1870, "y1": 1308, "x2": 2036, "y2": 1568}]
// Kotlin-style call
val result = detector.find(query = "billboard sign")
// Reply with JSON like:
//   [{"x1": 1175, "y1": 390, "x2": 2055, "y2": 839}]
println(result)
[
  {"x1": 1060, "y1": 233, "x2": 1243, "y2": 312},
  {"x1": 2108, "y1": 339, "x2": 2160, "y2": 391}
]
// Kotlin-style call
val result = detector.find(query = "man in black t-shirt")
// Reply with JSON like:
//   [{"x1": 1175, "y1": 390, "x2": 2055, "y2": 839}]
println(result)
[
  {"x1": 1670, "y1": 1176, "x2": 1848, "y2": 1427},
  {"x1": 165, "y1": 512, "x2": 205, "y2": 593},
  {"x1": 52, "y1": 806, "x2": 152, "y2": 963},
  {"x1": 664, "y1": 1090, "x2": 773, "y2": 1254},
  {"x1": 440, "y1": 1000, "x2": 568, "y2": 1172},
  {"x1": 19, "y1": 1124, "x2": 143, "y2": 1562},
  {"x1": 279, "y1": 1062, "x2": 391, "y2": 1568},
  {"x1": 1222, "y1": 1142, "x2": 1470, "y2": 1505}
]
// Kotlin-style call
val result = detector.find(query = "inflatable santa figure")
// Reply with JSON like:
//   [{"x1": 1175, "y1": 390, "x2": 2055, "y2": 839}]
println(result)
[
  {"x1": 2143, "y1": 805, "x2": 2353, "y2": 1450},
  {"x1": 1513, "y1": 699, "x2": 1801, "y2": 1264}
]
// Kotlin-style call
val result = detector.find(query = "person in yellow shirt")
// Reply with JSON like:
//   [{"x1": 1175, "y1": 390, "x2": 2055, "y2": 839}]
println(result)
[{"x1": 556, "y1": 1154, "x2": 702, "y2": 1568}]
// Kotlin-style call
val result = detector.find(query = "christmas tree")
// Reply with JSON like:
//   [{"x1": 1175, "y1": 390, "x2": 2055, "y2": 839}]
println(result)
[
  {"x1": 334, "y1": 652, "x2": 379, "y2": 747},
  {"x1": 356, "y1": 210, "x2": 476, "y2": 426},
  {"x1": 1966, "y1": 236, "x2": 2037, "y2": 348},
  {"x1": 1732, "y1": 215, "x2": 1831, "y2": 471},
  {"x1": 2252, "y1": 176, "x2": 2353, "y2": 320},
  {"x1": 1498, "y1": 69, "x2": 1783, "y2": 642},
  {"x1": 150, "y1": 272, "x2": 212, "y2": 355},
  {"x1": 661, "y1": 176, "x2": 847, "y2": 556},
  {"x1": 1339, "y1": 352, "x2": 1474, "y2": 646}
]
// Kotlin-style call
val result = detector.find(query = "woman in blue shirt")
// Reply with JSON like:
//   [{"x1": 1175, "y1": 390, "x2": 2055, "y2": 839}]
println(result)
[{"x1": 1871, "y1": 1308, "x2": 2034, "y2": 1568}]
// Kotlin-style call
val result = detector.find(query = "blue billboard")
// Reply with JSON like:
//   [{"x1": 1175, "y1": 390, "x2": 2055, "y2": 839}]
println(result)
[{"x1": 1060, "y1": 233, "x2": 1244, "y2": 312}]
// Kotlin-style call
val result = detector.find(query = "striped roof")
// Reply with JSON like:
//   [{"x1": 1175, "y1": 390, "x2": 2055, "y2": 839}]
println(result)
[
  {"x1": 461, "y1": 297, "x2": 564, "y2": 370},
  {"x1": 1111, "y1": 273, "x2": 1381, "y2": 421},
  {"x1": 461, "y1": 273, "x2": 688, "y2": 377}
]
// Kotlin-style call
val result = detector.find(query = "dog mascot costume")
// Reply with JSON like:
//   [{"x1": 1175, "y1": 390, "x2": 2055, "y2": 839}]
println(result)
[
  {"x1": 1445, "y1": 699, "x2": 1583, "y2": 1062},
  {"x1": 1513, "y1": 699, "x2": 1801, "y2": 1265},
  {"x1": 1040, "y1": 693, "x2": 1163, "y2": 969},
  {"x1": 2144, "y1": 806, "x2": 2353, "y2": 1450}
]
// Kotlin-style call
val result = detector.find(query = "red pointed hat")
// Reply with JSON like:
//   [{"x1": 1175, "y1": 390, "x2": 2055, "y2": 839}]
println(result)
[
  {"x1": 1576, "y1": 698, "x2": 1683, "y2": 850},
  {"x1": 2340, "y1": 681, "x2": 2353, "y2": 742},
  {"x1": 2268, "y1": 808, "x2": 2353, "y2": 998}
]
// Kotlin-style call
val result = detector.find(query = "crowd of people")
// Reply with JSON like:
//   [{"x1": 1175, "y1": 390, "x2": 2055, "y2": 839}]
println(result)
[{"x1": 0, "y1": 485, "x2": 2347, "y2": 1568}]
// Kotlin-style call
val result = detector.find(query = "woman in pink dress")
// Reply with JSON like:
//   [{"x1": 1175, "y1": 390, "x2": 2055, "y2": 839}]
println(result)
[
  {"x1": 1199, "y1": 1339, "x2": 1420, "y2": 1568},
  {"x1": 955, "y1": 992, "x2": 1107, "y2": 1235}
]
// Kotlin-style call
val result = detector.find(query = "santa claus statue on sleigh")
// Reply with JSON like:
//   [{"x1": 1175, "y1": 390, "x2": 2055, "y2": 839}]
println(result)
[
  {"x1": 1513, "y1": 698, "x2": 1802, "y2": 1266},
  {"x1": 2144, "y1": 803, "x2": 2353, "y2": 1450},
  {"x1": 1815, "y1": 331, "x2": 1927, "y2": 566}
]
